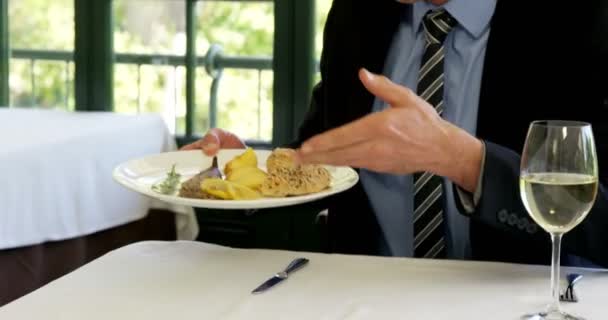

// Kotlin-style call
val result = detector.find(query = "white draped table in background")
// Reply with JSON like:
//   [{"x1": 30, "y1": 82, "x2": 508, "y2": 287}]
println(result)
[
  {"x1": 1, "y1": 241, "x2": 606, "y2": 319},
  {"x1": 0, "y1": 108, "x2": 198, "y2": 249}
]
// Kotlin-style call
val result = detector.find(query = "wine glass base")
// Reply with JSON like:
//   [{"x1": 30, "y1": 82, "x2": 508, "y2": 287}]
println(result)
[{"x1": 522, "y1": 310, "x2": 585, "y2": 320}]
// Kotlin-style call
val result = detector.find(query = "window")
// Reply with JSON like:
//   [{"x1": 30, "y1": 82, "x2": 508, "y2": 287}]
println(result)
[
  {"x1": 316, "y1": 0, "x2": 332, "y2": 60},
  {"x1": 113, "y1": 0, "x2": 188, "y2": 134},
  {"x1": 1, "y1": 0, "x2": 318, "y2": 146},
  {"x1": 314, "y1": 0, "x2": 332, "y2": 84},
  {"x1": 195, "y1": 1, "x2": 274, "y2": 142},
  {"x1": 112, "y1": 0, "x2": 275, "y2": 142},
  {"x1": 8, "y1": 0, "x2": 74, "y2": 109}
]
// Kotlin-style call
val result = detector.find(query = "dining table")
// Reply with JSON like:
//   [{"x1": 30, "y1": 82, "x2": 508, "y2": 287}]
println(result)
[
  {"x1": 0, "y1": 107, "x2": 198, "y2": 305},
  {"x1": 0, "y1": 108, "x2": 198, "y2": 248},
  {"x1": 0, "y1": 108, "x2": 198, "y2": 250},
  {"x1": 1, "y1": 240, "x2": 606, "y2": 319}
]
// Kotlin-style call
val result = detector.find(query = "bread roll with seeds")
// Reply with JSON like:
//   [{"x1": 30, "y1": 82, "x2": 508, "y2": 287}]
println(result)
[
  {"x1": 265, "y1": 148, "x2": 298, "y2": 172},
  {"x1": 261, "y1": 148, "x2": 331, "y2": 197}
]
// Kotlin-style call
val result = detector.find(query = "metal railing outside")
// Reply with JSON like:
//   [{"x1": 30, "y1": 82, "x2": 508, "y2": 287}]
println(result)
[{"x1": 10, "y1": 46, "x2": 273, "y2": 138}]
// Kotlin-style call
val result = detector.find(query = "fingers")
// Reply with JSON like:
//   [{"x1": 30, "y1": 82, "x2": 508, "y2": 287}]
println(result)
[
  {"x1": 298, "y1": 140, "x2": 372, "y2": 166},
  {"x1": 297, "y1": 139, "x2": 393, "y2": 172},
  {"x1": 180, "y1": 141, "x2": 202, "y2": 151},
  {"x1": 359, "y1": 68, "x2": 415, "y2": 107},
  {"x1": 179, "y1": 128, "x2": 246, "y2": 156},
  {"x1": 213, "y1": 128, "x2": 247, "y2": 150},
  {"x1": 200, "y1": 129, "x2": 223, "y2": 155},
  {"x1": 179, "y1": 131, "x2": 219, "y2": 155},
  {"x1": 299, "y1": 112, "x2": 385, "y2": 154}
]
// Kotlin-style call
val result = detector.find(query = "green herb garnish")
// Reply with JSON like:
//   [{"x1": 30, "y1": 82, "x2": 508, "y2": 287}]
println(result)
[{"x1": 152, "y1": 164, "x2": 181, "y2": 195}]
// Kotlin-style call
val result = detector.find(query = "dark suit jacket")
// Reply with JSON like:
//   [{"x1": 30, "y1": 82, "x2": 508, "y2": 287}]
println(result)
[{"x1": 293, "y1": 0, "x2": 608, "y2": 267}]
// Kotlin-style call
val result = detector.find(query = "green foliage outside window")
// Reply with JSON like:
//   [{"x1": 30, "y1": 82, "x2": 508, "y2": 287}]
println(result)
[{"x1": 8, "y1": 0, "x2": 74, "y2": 109}]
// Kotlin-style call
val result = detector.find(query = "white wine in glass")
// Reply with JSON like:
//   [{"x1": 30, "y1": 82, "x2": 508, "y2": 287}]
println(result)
[
  {"x1": 520, "y1": 121, "x2": 598, "y2": 320},
  {"x1": 521, "y1": 173, "x2": 597, "y2": 233}
]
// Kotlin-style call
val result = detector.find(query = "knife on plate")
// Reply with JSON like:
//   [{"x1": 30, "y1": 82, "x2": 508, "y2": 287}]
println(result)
[{"x1": 251, "y1": 257, "x2": 309, "y2": 294}]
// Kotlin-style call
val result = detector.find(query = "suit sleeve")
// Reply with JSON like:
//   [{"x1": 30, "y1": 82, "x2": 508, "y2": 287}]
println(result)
[
  {"x1": 456, "y1": 140, "x2": 608, "y2": 267},
  {"x1": 456, "y1": 3, "x2": 608, "y2": 266}
]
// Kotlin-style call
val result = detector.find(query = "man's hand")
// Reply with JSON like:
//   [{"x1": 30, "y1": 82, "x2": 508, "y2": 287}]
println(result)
[
  {"x1": 180, "y1": 128, "x2": 246, "y2": 156},
  {"x1": 297, "y1": 68, "x2": 483, "y2": 193}
]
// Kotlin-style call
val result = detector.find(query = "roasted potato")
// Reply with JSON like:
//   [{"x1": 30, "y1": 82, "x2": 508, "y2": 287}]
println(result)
[{"x1": 224, "y1": 148, "x2": 257, "y2": 176}]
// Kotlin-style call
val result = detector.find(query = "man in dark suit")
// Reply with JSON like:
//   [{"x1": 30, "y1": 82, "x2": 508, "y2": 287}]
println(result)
[{"x1": 184, "y1": 0, "x2": 608, "y2": 267}]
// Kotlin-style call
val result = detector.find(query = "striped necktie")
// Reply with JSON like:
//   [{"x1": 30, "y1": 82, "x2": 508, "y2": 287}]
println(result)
[{"x1": 413, "y1": 9, "x2": 457, "y2": 259}]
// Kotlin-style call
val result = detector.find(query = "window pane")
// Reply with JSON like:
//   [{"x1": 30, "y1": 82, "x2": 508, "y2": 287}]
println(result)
[
  {"x1": 8, "y1": 0, "x2": 74, "y2": 109},
  {"x1": 112, "y1": 0, "x2": 275, "y2": 141},
  {"x1": 196, "y1": 1, "x2": 274, "y2": 56},
  {"x1": 314, "y1": 0, "x2": 332, "y2": 85},
  {"x1": 8, "y1": 0, "x2": 74, "y2": 51},
  {"x1": 114, "y1": 63, "x2": 187, "y2": 135},
  {"x1": 114, "y1": 0, "x2": 186, "y2": 55},
  {"x1": 195, "y1": 1, "x2": 274, "y2": 142},
  {"x1": 9, "y1": 60, "x2": 73, "y2": 109},
  {"x1": 113, "y1": 0, "x2": 186, "y2": 134},
  {"x1": 195, "y1": 68, "x2": 273, "y2": 141},
  {"x1": 194, "y1": 69, "x2": 212, "y2": 135},
  {"x1": 211, "y1": 69, "x2": 273, "y2": 142},
  {"x1": 316, "y1": 0, "x2": 332, "y2": 60}
]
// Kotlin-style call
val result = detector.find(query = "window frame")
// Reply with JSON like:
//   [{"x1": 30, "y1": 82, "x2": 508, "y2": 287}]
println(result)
[
  {"x1": 74, "y1": 0, "x2": 113, "y2": 112},
  {"x1": 272, "y1": 0, "x2": 316, "y2": 147}
]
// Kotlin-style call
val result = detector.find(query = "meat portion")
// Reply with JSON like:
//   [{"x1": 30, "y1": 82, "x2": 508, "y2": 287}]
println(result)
[
  {"x1": 178, "y1": 172, "x2": 219, "y2": 199},
  {"x1": 178, "y1": 156, "x2": 222, "y2": 199}
]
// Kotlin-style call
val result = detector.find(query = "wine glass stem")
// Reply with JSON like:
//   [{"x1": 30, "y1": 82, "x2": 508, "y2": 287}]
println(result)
[{"x1": 549, "y1": 233, "x2": 563, "y2": 313}]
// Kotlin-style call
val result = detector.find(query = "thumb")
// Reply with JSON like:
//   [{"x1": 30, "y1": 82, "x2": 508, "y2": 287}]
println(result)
[
  {"x1": 358, "y1": 68, "x2": 415, "y2": 107},
  {"x1": 180, "y1": 128, "x2": 245, "y2": 156},
  {"x1": 205, "y1": 128, "x2": 246, "y2": 153}
]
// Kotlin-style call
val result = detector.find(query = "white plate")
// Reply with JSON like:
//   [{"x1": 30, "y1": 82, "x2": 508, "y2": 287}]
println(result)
[{"x1": 112, "y1": 149, "x2": 359, "y2": 210}]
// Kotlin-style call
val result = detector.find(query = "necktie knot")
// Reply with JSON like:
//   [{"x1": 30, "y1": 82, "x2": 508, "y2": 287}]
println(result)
[{"x1": 422, "y1": 9, "x2": 457, "y2": 45}]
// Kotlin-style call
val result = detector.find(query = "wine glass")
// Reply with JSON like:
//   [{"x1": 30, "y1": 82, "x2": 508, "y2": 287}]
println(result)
[{"x1": 520, "y1": 120, "x2": 599, "y2": 320}]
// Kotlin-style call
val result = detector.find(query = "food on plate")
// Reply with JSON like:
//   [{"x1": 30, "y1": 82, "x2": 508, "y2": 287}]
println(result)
[
  {"x1": 260, "y1": 148, "x2": 331, "y2": 197},
  {"x1": 265, "y1": 148, "x2": 298, "y2": 172},
  {"x1": 224, "y1": 147, "x2": 257, "y2": 176},
  {"x1": 226, "y1": 166, "x2": 267, "y2": 190},
  {"x1": 227, "y1": 181, "x2": 262, "y2": 200},
  {"x1": 178, "y1": 157, "x2": 222, "y2": 199},
  {"x1": 199, "y1": 178, "x2": 232, "y2": 199},
  {"x1": 201, "y1": 178, "x2": 261, "y2": 200},
  {"x1": 152, "y1": 164, "x2": 181, "y2": 195},
  {"x1": 160, "y1": 147, "x2": 331, "y2": 200}
]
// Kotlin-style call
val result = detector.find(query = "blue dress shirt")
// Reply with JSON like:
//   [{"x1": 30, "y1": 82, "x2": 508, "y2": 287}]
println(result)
[{"x1": 359, "y1": 0, "x2": 497, "y2": 258}]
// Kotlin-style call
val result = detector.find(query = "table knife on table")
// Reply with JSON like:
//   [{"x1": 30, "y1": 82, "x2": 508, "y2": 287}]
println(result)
[{"x1": 251, "y1": 257, "x2": 309, "y2": 294}]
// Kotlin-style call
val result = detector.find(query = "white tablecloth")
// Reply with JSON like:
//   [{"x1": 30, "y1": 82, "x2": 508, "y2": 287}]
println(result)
[
  {"x1": 0, "y1": 108, "x2": 198, "y2": 249},
  {"x1": 1, "y1": 241, "x2": 606, "y2": 319}
]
